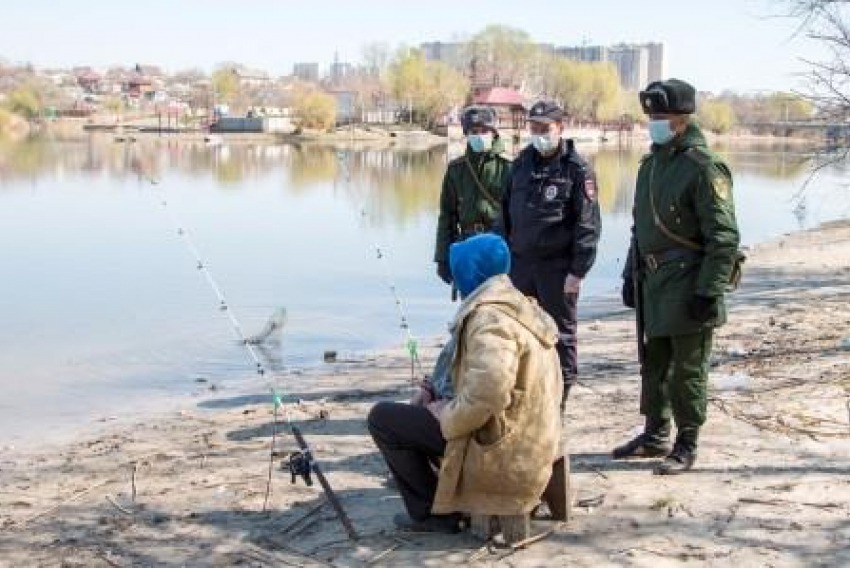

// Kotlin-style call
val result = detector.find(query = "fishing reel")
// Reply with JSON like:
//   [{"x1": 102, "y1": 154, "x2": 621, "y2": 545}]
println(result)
[{"x1": 286, "y1": 451, "x2": 313, "y2": 487}]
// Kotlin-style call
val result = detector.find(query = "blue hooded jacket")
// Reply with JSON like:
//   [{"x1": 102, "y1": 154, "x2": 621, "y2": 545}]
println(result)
[{"x1": 449, "y1": 234, "x2": 511, "y2": 299}]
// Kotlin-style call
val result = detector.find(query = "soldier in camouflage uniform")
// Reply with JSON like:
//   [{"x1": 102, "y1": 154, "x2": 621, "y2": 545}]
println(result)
[
  {"x1": 614, "y1": 79, "x2": 741, "y2": 475},
  {"x1": 434, "y1": 106, "x2": 511, "y2": 285}
]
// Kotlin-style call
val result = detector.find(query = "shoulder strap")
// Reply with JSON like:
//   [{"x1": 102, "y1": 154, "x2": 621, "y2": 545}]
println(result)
[
  {"x1": 648, "y1": 158, "x2": 703, "y2": 252},
  {"x1": 462, "y1": 157, "x2": 500, "y2": 208}
]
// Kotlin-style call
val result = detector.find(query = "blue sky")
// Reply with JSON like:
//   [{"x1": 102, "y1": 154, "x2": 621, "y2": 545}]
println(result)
[{"x1": 0, "y1": 0, "x2": 824, "y2": 93}]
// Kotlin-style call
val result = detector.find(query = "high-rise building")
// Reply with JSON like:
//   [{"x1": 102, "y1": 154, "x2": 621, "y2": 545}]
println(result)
[
  {"x1": 293, "y1": 62, "x2": 319, "y2": 83},
  {"x1": 556, "y1": 45, "x2": 609, "y2": 63},
  {"x1": 558, "y1": 42, "x2": 665, "y2": 91},
  {"x1": 645, "y1": 42, "x2": 666, "y2": 83},
  {"x1": 329, "y1": 52, "x2": 354, "y2": 85},
  {"x1": 608, "y1": 44, "x2": 649, "y2": 91},
  {"x1": 420, "y1": 41, "x2": 466, "y2": 68}
]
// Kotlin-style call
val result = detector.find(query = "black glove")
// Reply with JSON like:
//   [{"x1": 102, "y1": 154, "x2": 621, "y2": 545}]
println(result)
[
  {"x1": 622, "y1": 277, "x2": 635, "y2": 309},
  {"x1": 689, "y1": 294, "x2": 719, "y2": 323},
  {"x1": 436, "y1": 261, "x2": 452, "y2": 285}
]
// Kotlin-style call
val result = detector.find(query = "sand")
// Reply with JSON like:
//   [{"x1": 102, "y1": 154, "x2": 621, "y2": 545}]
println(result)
[{"x1": 1, "y1": 221, "x2": 848, "y2": 567}]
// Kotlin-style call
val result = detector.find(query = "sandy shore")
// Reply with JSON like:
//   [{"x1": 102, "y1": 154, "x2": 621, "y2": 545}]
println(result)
[{"x1": 1, "y1": 222, "x2": 849, "y2": 567}]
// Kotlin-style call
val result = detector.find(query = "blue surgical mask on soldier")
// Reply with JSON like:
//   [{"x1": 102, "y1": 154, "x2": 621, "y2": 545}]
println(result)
[
  {"x1": 468, "y1": 133, "x2": 493, "y2": 153},
  {"x1": 648, "y1": 119, "x2": 676, "y2": 145},
  {"x1": 531, "y1": 133, "x2": 558, "y2": 155}
]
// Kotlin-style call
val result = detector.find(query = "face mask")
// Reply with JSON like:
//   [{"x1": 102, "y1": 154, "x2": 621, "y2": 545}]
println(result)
[
  {"x1": 468, "y1": 133, "x2": 493, "y2": 153},
  {"x1": 648, "y1": 119, "x2": 676, "y2": 145},
  {"x1": 531, "y1": 133, "x2": 559, "y2": 155}
]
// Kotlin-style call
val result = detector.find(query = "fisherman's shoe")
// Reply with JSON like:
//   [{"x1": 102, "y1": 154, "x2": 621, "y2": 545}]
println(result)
[{"x1": 393, "y1": 513, "x2": 462, "y2": 534}]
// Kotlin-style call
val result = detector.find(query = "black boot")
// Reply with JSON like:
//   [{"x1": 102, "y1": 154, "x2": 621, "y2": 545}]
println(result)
[
  {"x1": 559, "y1": 383, "x2": 573, "y2": 412},
  {"x1": 654, "y1": 430, "x2": 697, "y2": 475},
  {"x1": 653, "y1": 442, "x2": 696, "y2": 475},
  {"x1": 612, "y1": 418, "x2": 671, "y2": 459}
]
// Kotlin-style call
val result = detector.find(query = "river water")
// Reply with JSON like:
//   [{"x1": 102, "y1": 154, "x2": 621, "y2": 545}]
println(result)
[{"x1": 0, "y1": 136, "x2": 847, "y2": 446}]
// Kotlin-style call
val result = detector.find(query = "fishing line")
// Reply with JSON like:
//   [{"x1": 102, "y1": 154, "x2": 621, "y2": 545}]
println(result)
[
  {"x1": 337, "y1": 151, "x2": 423, "y2": 381},
  {"x1": 137, "y1": 169, "x2": 296, "y2": 514},
  {"x1": 135, "y1": 163, "x2": 358, "y2": 539}
]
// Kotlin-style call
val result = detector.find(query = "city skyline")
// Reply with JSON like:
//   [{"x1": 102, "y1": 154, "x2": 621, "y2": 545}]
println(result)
[{"x1": 0, "y1": 0, "x2": 827, "y2": 94}]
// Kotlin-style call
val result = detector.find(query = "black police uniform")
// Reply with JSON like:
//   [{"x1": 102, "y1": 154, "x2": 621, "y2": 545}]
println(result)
[{"x1": 501, "y1": 138, "x2": 601, "y2": 395}]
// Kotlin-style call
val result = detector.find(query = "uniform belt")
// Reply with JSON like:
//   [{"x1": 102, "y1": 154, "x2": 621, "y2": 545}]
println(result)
[{"x1": 643, "y1": 248, "x2": 702, "y2": 273}]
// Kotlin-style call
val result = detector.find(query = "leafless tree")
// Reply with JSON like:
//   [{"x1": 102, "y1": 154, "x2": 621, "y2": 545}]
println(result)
[{"x1": 783, "y1": 1, "x2": 850, "y2": 119}]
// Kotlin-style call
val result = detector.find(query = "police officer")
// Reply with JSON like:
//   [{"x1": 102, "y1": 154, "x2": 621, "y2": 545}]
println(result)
[
  {"x1": 434, "y1": 106, "x2": 511, "y2": 286},
  {"x1": 613, "y1": 79, "x2": 740, "y2": 474},
  {"x1": 500, "y1": 101, "x2": 602, "y2": 408}
]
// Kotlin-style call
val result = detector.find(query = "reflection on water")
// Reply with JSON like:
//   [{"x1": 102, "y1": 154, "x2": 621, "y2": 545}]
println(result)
[{"x1": 0, "y1": 134, "x2": 847, "y2": 446}]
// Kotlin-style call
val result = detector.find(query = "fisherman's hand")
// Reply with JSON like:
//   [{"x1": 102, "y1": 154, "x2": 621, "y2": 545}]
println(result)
[
  {"x1": 622, "y1": 277, "x2": 636, "y2": 309},
  {"x1": 436, "y1": 261, "x2": 452, "y2": 285},
  {"x1": 689, "y1": 294, "x2": 719, "y2": 323},
  {"x1": 564, "y1": 274, "x2": 583, "y2": 295},
  {"x1": 426, "y1": 399, "x2": 449, "y2": 421},
  {"x1": 410, "y1": 383, "x2": 434, "y2": 407}
]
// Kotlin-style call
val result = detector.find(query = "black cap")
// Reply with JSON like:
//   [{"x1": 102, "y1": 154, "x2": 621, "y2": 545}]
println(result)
[
  {"x1": 461, "y1": 105, "x2": 497, "y2": 134},
  {"x1": 639, "y1": 79, "x2": 696, "y2": 115},
  {"x1": 528, "y1": 100, "x2": 564, "y2": 124}
]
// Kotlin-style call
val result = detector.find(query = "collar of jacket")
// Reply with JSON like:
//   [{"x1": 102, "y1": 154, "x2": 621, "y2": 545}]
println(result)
[
  {"x1": 450, "y1": 274, "x2": 558, "y2": 348},
  {"x1": 651, "y1": 120, "x2": 707, "y2": 158},
  {"x1": 465, "y1": 135, "x2": 506, "y2": 162}
]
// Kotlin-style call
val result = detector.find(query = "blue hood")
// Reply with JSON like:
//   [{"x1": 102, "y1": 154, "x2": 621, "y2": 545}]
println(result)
[{"x1": 449, "y1": 234, "x2": 511, "y2": 298}]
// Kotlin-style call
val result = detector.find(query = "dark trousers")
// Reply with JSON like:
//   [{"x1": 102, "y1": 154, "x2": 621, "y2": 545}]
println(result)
[
  {"x1": 640, "y1": 330, "x2": 713, "y2": 450},
  {"x1": 367, "y1": 401, "x2": 446, "y2": 520},
  {"x1": 510, "y1": 257, "x2": 578, "y2": 385}
]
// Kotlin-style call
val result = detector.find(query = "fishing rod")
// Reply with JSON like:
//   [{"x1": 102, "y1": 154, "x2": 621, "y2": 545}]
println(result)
[
  {"x1": 337, "y1": 151, "x2": 424, "y2": 382},
  {"x1": 138, "y1": 166, "x2": 358, "y2": 541}
]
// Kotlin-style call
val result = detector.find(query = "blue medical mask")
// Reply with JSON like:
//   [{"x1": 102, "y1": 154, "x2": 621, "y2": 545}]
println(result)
[
  {"x1": 531, "y1": 133, "x2": 559, "y2": 155},
  {"x1": 468, "y1": 133, "x2": 493, "y2": 153},
  {"x1": 648, "y1": 119, "x2": 676, "y2": 145}
]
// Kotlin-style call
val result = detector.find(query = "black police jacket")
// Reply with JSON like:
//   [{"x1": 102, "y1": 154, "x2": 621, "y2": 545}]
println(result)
[{"x1": 499, "y1": 140, "x2": 601, "y2": 277}]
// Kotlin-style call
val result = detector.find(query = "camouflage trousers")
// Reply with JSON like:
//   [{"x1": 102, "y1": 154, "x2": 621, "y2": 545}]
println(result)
[{"x1": 640, "y1": 330, "x2": 713, "y2": 450}]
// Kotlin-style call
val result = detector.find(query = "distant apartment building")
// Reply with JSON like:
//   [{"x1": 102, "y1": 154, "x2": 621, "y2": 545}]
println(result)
[
  {"x1": 556, "y1": 45, "x2": 609, "y2": 64},
  {"x1": 559, "y1": 42, "x2": 665, "y2": 91},
  {"x1": 420, "y1": 41, "x2": 466, "y2": 68},
  {"x1": 228, "y1": 65, "x2": 271, "y2": 88},
  {"x1": 329, "y1": 53, "x2": 354, "y2": 85},
  {"x1": 293, "y1": 62, "x2": 319, "y2": 83},
  {"x1": 421, "y1": 38, "x2": 666, "y2": 93}
]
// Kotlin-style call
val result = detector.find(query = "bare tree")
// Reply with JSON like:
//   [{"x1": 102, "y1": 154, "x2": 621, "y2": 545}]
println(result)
[{"x1": 783, "y1": 1, "x2": 850, "y2": 119}]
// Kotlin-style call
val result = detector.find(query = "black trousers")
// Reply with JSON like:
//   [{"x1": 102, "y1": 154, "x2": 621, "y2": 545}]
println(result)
[
  {"x1": 367, "y1": 401, "x2": 446, "y2": 520},
  {"x1": 510, "y1": 256, "x2": 578, "y2": 385}
]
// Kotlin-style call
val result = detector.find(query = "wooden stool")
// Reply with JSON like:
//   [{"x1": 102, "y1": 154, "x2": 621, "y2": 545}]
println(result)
[{"x1": 469, "y1": 455, "x2": 570, "y2": 544}]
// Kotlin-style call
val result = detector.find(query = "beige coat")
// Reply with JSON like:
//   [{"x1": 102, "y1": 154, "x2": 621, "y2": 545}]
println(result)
[{"x1": 432, "y1": 274, "x2": 563, "y2": 516}]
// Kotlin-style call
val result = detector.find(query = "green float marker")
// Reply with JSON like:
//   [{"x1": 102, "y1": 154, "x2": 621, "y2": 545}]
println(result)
[{"x1": 272, "y1": 391, "x2": 283, "y2": 410}]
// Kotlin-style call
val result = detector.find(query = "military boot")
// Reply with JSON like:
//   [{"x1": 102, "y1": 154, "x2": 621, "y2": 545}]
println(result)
[
  {"x1": 653, "y1": 430, "x2": 698, "y2": 475},
  {"x1": 612, "y1": 418, "x2": 671, "y2": 459}
]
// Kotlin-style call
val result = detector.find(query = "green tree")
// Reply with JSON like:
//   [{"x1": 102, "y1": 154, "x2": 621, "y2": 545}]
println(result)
[
  {"x1": 384, "y1": 49, "x2": 469, "y2": 127},
  {"x1": 293, "y1": 88, "x2": 337, "y2": 130},
  {"x1": 699, "y1": 99, "x2": 737, "y2": 134},
  {"x1": 103, "y1": 95, "x2": 124, "y2": 123},
  {"x1": 549, "y1": 60, "x2": 622, "y2": 122},
  {"x1": 467, "y1": 25, "x2": 535, "y2": 88},
  {"x1": 4, "y1": 85, "x2": 41, "y2": 122},
  {"x1": 211, "y1": 67, "x2": 239, "y2": 105}
]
